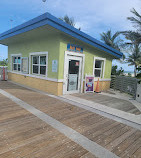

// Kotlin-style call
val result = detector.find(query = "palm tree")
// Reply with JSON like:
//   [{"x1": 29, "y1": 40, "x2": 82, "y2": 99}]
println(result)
[
  {"x1": 100, "y1": 30, "x2": 122, "y2": 51},
  {"x1": 125, "y1": 31, "x2": 141, "y2": 44},
  {"x1": 127, "y1": 8, "x2": 141, "y2": 33},
  {"x1": 120, "y1": 8, "x2": 141, "y2": 76},
  {"x1": 60, "y1": 15, "x2": 75, "y2": 27},
  {"x1": 117, "y1": 33, "x2": 141, "y2": 76},
  {"x1": 126, "y1": 44, "x2": 141, "y2": 76},
  {"x1": 122, "y1": 9, "x2": 141, "y2": 45},
  {"x1": 0, "y1": 58, "x2": 8, "y2": 66},
  {"x1": 100, "y1": 30, "x2": 125, "y2": 60},
  {"x1": 122, "y1": 31, "x2": 141, "y2": 76},
  {"x1": 59, "y1": 15, "x2": 81, "y2": 30}
]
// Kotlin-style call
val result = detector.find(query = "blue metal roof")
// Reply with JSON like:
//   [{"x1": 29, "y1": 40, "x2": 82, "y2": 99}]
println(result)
[{"x1": 0, "y1": 12, "x2": 123, "y2": 58}]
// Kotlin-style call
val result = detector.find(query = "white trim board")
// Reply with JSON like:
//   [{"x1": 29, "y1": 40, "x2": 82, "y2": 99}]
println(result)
[
  {"x1": 10, "y1": 54, "x2": 22, "y2": 72},
  {"x1": 93, "y1": 56, "x2": 106, "y2": 79},
  {"x1": 29, "y1": 52, "x2": 48, "y2": 78},
  {"x1": 83, "y1": 78, "x2": 111, "y2": 82},
  {"x1": 63, "y1": 51, "x2": 85, "y2": 95},
  {"x1": 0, "y1": 66, "x2": 8, "y2": 68},
  {"x1": 94, "y1": 78, "x2": 111, "y2": 81}
]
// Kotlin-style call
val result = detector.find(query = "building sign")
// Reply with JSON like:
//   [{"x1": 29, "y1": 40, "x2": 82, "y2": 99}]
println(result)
[
  {"x1": 67, "y1": 43, "x2": 83, "y2": 53},
  {"x1": 85, "y1": 75, "x2": 94, "y2": 93},
  {"x1": 52, "y1": 60, "x2": 58, "y2": 72},
  {"x1": 68, "y1": 74, "x2": 78, "y2": 91}
]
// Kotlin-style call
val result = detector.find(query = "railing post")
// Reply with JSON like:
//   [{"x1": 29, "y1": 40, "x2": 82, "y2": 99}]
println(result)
[{"x1": 3, "y1": 66, "x2": 5, "y2": 81}]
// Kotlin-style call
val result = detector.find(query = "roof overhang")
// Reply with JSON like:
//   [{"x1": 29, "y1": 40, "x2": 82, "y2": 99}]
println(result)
[{"x1": 0, "y1": 12, "x2": 123, "y2": 58}]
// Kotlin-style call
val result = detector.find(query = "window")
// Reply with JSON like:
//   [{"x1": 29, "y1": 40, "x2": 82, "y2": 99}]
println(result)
[
  {"x1": 32, "y1": 55, "x2": 46, "y2": 75},
  {"x1": 12, "y1": 56, "x2": 21, "y2": 71},
  {"x1": 93, "y1": 57, "x2": 105, "y2": 78},
  {"x1": 21, "y1": 57, "x2": 28, "y2": 74}
]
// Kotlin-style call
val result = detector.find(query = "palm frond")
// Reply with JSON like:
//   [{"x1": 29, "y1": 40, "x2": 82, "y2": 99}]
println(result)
[
  {"x1": 127, "y1": 8, "x2": 141, "y2": 31},
  {"x1": 112, "y1": 32, "x2": 120, "y2": 41},
  {"x1": 121, "y1": 31, "x2": 141, "y2": 44},
  {"x1": 59, "y1": 15, "x2": 75, "y2": 27},
  {"x1": 100, "y1": 30, "x2": 122, "y2": 51}
]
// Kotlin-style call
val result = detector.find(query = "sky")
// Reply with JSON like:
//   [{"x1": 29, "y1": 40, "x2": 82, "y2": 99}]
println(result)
[{"x1": 0, "y1": 0, "x2": 140, "y2": 71}]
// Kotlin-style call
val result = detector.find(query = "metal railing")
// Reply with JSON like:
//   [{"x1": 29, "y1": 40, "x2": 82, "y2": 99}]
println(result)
[{"x1": 110, "y1": 75, "x2": 138, "y2": 98}]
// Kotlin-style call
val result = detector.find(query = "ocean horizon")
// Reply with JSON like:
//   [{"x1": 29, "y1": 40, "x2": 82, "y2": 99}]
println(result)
[{"x1": 124, "y1": 71, "x2": 134, "y2": 74}]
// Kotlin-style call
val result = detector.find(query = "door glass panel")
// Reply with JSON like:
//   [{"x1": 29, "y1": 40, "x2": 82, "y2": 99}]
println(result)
[
  {"x1": 67, "y1": 60, "x2": 80, "y2": 91},
  {"x1": 95, "y1": 60, "x2": 102, "y2": 68},
  {"x1": 95, "y1": 69, "x2": 101, "y2": 77}
]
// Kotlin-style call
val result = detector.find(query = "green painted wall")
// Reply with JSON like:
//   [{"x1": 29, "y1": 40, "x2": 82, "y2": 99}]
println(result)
[
  {"x1": 8, "y1": 29, "x2": 114, "y2": 81},
  {"x1": 8, "y1": 34, "x2": 60, "y2": 79},
  {"x1": 58, "y1": 34, "x2": 113, "y2": 79}
]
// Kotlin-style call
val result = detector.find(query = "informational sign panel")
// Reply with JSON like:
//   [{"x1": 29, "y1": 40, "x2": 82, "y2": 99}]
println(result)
[
  {"x1": 67, "y1": 43, "x2": 83, "y2": 53},
  {"x1": 85, "y1": 75, "x2": 94, "y2": 93},
  {"x1": 52, "y1": 60, "x2": 58, "y2": 72},
  {"x1": 21, "y1": 57, "x2": 28, "y2": 74},
  {"x1": 68, "y1": 74, "x2": 78, "y2": 91}
]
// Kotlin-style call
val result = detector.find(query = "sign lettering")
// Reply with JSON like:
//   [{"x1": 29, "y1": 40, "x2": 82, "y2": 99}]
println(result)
[{"x1": 67, "y1": 43, "x2": 83, "y2": 53}]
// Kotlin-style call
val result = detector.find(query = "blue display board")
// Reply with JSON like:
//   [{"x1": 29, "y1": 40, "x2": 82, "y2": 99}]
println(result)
[{"x1": 67, "y1": 43, "x2": 83, "y2": 53}]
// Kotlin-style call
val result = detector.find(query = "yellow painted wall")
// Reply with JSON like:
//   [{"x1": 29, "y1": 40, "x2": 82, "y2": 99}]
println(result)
[
  {"x1": 83, "y1": 81, "x2": 110, "y2": 92},
  {"x1": 8, "y1": 72, "x2": 63, "y2": 96},
  {"x1": 94, "y1": 81, "x2": 111, "y2": 91}
]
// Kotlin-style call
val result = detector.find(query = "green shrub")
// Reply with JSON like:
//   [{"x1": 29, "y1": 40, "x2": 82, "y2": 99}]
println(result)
[{"x1": 136, "y1": 73, "x2": 141, "y2": 79}]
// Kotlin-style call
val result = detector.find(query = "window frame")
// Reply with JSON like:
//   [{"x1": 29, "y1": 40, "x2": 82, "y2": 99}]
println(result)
[
  {"x1": 93, "y1": 57, "x2": 106, "y2": 78},
  {"x1": 21, "y1": 57, "x2": 29, "y2": 74},
  {"x1": 29, "y1": 52, "x2": 48, "y2": 78},
  {"x1": 32, "y1": 55, "x2": 46, "y2": 75},
  {"x1": 11, "y1": 54, "x2": 22, "y2": 72}
]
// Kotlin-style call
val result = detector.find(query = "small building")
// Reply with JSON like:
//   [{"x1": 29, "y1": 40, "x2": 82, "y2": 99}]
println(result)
[{"x1": 0, "y1": 13, "x2": 123, "y2": 96}]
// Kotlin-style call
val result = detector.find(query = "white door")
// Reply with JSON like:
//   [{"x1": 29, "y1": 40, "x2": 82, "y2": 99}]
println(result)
[{"x1": 64, "y1": 55, "x2": 82, "y2": 94}]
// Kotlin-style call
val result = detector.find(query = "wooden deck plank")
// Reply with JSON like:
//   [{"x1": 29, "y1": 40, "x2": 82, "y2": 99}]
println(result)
[
  {"x1": 0, "y1": 81, "x2": 141, "y2": 158},
  {"x1": 120, "y1": 137, "x2": 141, "y2": 158},
  {"x1": 112, "y1": 131, "x2": 141, "y2": 156},
  {"x1": 105, "y1": 128, "x2": 137, "y2": 151},
  {"x1": 0, "y1": 92, "x2": 98, "y2": 158},
  {"x1": 131, "y1": 147, "x2": 141, "y2": 158},
  {"x1": 80, "y1": 152, "x2": 98, "y2": 158}
]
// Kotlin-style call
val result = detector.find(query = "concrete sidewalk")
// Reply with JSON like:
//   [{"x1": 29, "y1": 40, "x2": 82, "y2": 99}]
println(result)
[
  {"x1": 61, "y1": 92, "x2": 141, "y2": 126},
  {"x1": 72, "y1": 93, "x2": 141, "y2": 115}
]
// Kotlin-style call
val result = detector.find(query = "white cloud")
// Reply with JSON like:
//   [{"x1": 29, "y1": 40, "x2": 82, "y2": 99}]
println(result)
[
  {"x1": 42, "y1": 0, "x2": 140, "y2": 39},
  {"x1": 3, "y1": 0, "x2": 140, "y2": 34},
  {"x1": 0, "y1": 0, "x2": 140, "y2": 71}
]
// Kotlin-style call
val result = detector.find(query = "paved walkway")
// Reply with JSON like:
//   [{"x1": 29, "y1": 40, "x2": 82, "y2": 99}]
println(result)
[
  {"x1": 0, "y1": 81, "x2": 141, "y2": 158},
  {"x1": 72, "y1": 93, "x2": 141, "y2": 115},
  {"x1": 62, "y1": 94, "x2": 141, "y2": 127}
]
